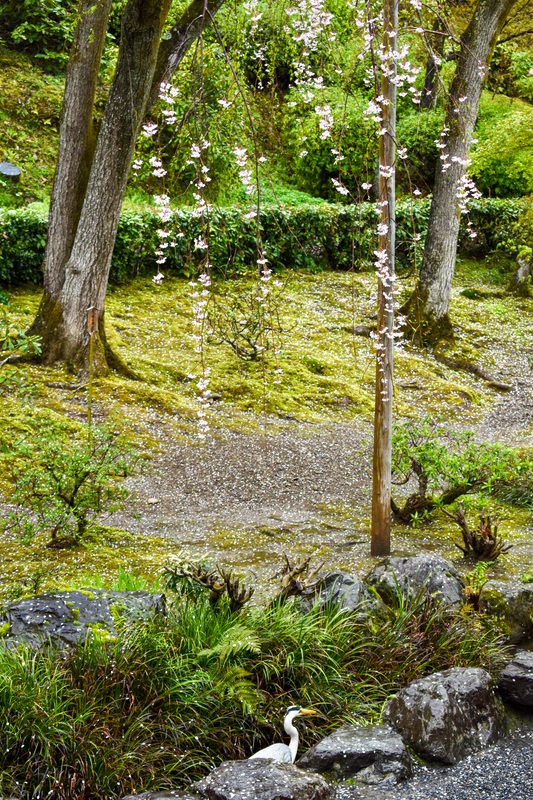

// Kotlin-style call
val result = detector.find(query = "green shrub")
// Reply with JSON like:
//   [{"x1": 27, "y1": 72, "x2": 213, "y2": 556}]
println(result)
[
  {"x1": 0, "y1": 584, "x2": 508, "y2": 799},
  {"x1": 0, "y1": 198, "x2": 521, "y2": 286},
  {"x1": 0, "y1": 0, "x2": 77, "y2": 65},
  {"x1": 471, "y1": 106, "x2": 533, "y2": 197},
  {"x1": 2, "y1": 415, "x2": 137, "y2": 547}
]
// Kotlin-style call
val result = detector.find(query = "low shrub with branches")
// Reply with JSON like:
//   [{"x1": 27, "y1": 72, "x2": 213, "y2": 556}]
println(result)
[
  {"x1": 390, "y1": 417, "x2": 533, "y2": 523},
  {"x1": 2, "y1": 415, "x2": 138, "y2": 548}
]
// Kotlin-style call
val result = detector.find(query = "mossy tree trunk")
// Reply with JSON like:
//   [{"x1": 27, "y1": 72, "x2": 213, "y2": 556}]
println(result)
[
  {"x1": 31, "y1": 0, "x2": 225, "y2": 376},
  {"x1": 403, "y1": 0, "x2": 519, "y2": 345}
]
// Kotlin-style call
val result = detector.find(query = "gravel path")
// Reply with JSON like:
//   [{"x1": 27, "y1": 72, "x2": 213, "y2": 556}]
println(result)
[{"x1": 335, "y1": 727, "x2": 533, "y2": 800}]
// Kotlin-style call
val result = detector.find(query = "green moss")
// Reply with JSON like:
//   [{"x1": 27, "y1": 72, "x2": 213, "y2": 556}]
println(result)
[{"x1": 0, "y1": 622, "x2": 11, "y2": 637}]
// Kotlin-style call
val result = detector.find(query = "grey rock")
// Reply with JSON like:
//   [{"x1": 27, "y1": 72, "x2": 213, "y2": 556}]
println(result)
[
  {"x1": 497, "y1": 651, "x2": 533, "y2": 706},
  {"x1": 366, "y1": 554, "x2": 465, "y2": 608},
  {"x1": 0, "y1": 589, "x2": 166, "y2": 650},
  {"x1": 298, "y1": 723, "x2": 411, "y2": 784},
  {"x1": 383, "y1": 667, "x2": 506, "y2": 764},
  {"x1": 122, "y1": 792, "x2": 201, "y2": 800},
  {"x1": 482, "y1": 581, "x2": 533, "y2": 643},
  {"x1": 195, "y1": 759, "x2": 332, "y2": 800},
  {"x1": 299, "y1": 571, "x2": 385, "y2": 618}
]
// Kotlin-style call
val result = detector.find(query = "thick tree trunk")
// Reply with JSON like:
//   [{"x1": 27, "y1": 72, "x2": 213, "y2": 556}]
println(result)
[
  {"x1": 31, "y1": 0, "x2": 225, "y2": 375},
  {"x1": 35, "y1": 0, "x2": 112, "y2": 305},
  {"x1": 35, "y1": 0, "x2": 172, "y2": 373},
  {"x1": 404, "y1": 0, "x2": 519, "y2": 344}
]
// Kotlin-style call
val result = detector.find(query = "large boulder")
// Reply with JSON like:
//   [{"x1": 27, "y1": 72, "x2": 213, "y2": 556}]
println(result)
[
  {"x1": 497, "y1": 651, "x2": 533, "y2": 707},
  {"x1": 298, "y1": 723, "x2": 411, "y2": 785},
  {"x1": 383, "y1": 667, "x2": 506, "y2": 764},
  {"x1": 195, "y1": 759, "x2": 332, "y2": 800},
  {"x1": 299, "y1": 572, "x2": 384, "y2": 619},
  {"x1": 366, "y1": 553, "x2": 465, "y2": 608},
  {"x1": 0, "y1": 589, "x2": 166, "y2": 650},
  {"x1": 482, "y1": 581, "x2": 533, "y2": 643}
]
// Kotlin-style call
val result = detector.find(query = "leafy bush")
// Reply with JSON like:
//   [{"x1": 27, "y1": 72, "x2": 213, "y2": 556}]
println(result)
[
  {"x1": 470, "y1": 107, "x2": 533, "y2": 197},
  {"x1": 2, "y1": 415, "x2": 137, "y2": 547},
  {"x1": 0, "y1": 198, "x2": 520, "y2": 286},
  {"x1": 0, "y1": 0, "x2": 78, "y2": 65},
  {"x1": 283, "y1": 87, "x2": 376, "y2": 202},
  {"x1": 396, "y1": 108, "x2": 444, "y2": 193},
  {"x1": 0, "y1": 580, "x2": 508, "y2": 799},
  {"x1": 391, "y1": 417, "x2": 533, "y2": 523}
]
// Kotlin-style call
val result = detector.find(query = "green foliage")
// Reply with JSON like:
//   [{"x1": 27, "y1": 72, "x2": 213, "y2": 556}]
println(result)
[
  {"x1": 0, "y1": 583, "x2": 508, "y2": 799},
  {"x1": 0, "y1": 302, "x2": 41, "y2": 400},
  {"x1": 0, "y1": 198, "x2": 520, "y2": 286},
  {"x1": 471, "y1": 107, "x2": 533, "y2": 198},
  {"x1": 2, "y1": 415, "x2": 137, "y2": 546},
  {"x1": 392, "y1": 417, "x2": 533, "y2": 520},
  {"x1": 0, "y1": 0, "x2": 77, "y2": 65},
  {"x1": 396, "y1": 108, "x2": 443, "y2": 193},
  {"x1": 283, "y1": 87, "x2": 376, "y2": 202}
]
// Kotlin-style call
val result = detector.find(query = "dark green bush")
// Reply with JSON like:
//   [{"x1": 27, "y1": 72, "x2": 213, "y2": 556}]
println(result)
[{"x1": 0, "y1": 198, "x2": 520, "y2": 287}]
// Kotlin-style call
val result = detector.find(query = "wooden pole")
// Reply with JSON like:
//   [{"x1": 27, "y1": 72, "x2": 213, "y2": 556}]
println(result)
[
  {"x1": 371, "y1": 0, "x2": 397, "y2": 557},
  {"x1": 87, "y1": 306, "x2": 98, "y2": 428}
]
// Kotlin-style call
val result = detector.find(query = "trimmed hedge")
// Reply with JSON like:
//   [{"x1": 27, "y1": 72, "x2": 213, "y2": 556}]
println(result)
[{"x1": 0, "y1": 198, "x2": 521, "y2": 286}]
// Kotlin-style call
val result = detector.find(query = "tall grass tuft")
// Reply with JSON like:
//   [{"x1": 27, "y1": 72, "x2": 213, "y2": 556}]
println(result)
[{"x1": 0, "y1": 589, "x2": 509, "y2": 799}]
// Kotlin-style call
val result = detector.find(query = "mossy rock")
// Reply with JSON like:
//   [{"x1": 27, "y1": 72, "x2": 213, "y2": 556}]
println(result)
[{"x1": 482, "y1": 580, "x2": 533, "y2": 643}]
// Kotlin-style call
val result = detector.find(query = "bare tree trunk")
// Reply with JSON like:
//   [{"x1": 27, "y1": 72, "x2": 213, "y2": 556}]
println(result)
[
  {"x1": 30, "y1": 0, "x2": 226, "y2": 374},
  {"x1": 404, "y1": 0, "x2": 519, "y2": 344},
  {"x1": 31, "y1": 0, "x2": 111, "y2": 324},
  {"x1": 35, "y1": 0, "x2": 172, "y2": 373},
  {"x1": 371, "y1": 0, "x2": 397, "y2": 558},
  {"x1": 147, "y1": 0, "x2": 226, "y2": 110}
]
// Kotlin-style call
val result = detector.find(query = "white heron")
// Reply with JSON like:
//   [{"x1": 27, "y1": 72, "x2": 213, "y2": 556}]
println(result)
[{"x1": 248, "y1": 705, "x2": 317, "y2": 763}]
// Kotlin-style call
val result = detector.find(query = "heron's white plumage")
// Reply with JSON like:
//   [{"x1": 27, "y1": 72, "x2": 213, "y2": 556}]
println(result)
[{"x1": 248, "y1": 706, "x2": 316, "y2": 763}]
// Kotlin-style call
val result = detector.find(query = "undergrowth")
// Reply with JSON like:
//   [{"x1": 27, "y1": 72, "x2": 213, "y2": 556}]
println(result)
[{"x1": 0, "y1": 588, "x2": 508, "y2": 799}]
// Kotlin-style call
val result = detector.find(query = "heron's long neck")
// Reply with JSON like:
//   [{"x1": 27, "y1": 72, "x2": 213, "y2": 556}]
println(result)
[{"x1": 285, "y1": 717, "x2": 299, "y2": 763}]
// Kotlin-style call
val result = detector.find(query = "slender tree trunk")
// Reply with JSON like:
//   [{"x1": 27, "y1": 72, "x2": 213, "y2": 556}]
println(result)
[
  {"x1": 404, "y1": 0, "x2": 519, "y2": 344},
  {"x1": 420, "y1": 18, "x2": 445, "y2": 110},
  {"x1": 371, "y1": 0, "x2": 397, "y2": 557}
]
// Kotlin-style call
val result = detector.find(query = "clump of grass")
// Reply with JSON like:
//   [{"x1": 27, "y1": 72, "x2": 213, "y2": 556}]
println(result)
[{"x1": 0, "y1": 585, "x2": 509, "y2": 799}]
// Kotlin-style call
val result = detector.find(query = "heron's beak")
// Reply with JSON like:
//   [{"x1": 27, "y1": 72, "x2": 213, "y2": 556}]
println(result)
[{"x1": 299, "y1": 708, "x2": 317, "y2": 715}]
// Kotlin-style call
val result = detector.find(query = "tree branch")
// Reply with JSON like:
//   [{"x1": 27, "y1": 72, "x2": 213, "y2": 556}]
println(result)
[
  {"x1": 147, "y1": 0, "x2": 226, "y2": 110},
  {"x1": 497, "y1": 28, "x2": 533, "y2": 43}
]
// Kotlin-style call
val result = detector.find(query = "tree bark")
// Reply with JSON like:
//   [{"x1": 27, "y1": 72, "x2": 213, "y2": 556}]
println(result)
[
  {"x1": 420, "y1": 17, "x2": 445, "y2": 110},
  {"x1": 404, "y1": 0, "x2": 519, "y2": 344},
  {"x1": 147, "y1": 0, "x2": 226, "y2": 111},
  {"x1": 371, "y1": 0, "x2": 397, "y2": 558},
  {"x1": 34, "y1": 0, "x2": 172, "y2": 373},
  {"x1": 31, "y1": 0, "x2": 227, "y2": 375},
  {"x1": 37, "y1": 0, "x2": 112, "y2": 304}
]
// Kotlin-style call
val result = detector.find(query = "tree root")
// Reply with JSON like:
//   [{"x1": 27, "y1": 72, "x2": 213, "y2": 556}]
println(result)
[{"x1": 433, "y1": 346, "x2": 512, "y2": 392}]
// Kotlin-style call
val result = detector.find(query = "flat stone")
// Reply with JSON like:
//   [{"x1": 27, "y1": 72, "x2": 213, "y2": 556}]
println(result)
[
  {"x1": 366, "y1": 553, "x2": 465, "y2": 608},
  {"x1": 298, "y1": 723, "x2": 411, "y2": 784},
  {"x1": 0, "y1": 589, "x2": 166, "y2": 650},
  {"x1": 383, "y1": 667, "x2": 506, "y2": 765},
  {"x1": 195, "y1": 759, "x2": 332, "y2": 800},
  {"x1": 0, "y1": 161, "x2": 21, "y2": 181},
  {"x1": 497, "y1": 651, "x2": 533, "y2": 706},
  {"x1": 299, "y1": 571, "x2": 385, "y2": 618}
]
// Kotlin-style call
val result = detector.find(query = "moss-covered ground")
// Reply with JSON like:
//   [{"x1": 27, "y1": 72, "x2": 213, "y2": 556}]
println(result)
[{"x1": 0, "y1": 251, "x2": 532, "y2": 601}]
